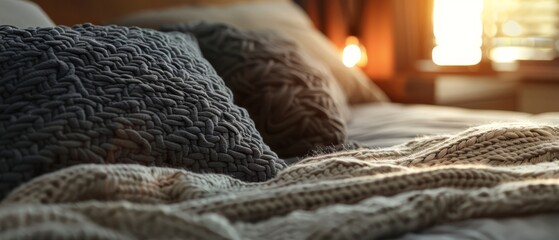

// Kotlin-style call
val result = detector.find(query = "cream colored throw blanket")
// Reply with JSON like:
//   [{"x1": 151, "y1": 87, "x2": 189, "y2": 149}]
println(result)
[{"x1": 2, "y1": 122, "x2": 559, "y2": 239}]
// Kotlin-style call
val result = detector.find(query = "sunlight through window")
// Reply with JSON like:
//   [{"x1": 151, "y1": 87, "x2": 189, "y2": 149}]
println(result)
[
  {"x1": 485, "y1": 0, "x2": 557, "y2": 63},
  {"x1": 432, "y1": 0, "x2": 484, "y2": 66}
]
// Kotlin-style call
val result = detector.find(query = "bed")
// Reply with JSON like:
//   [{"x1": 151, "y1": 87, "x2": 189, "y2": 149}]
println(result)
[{"x1": 2, "y1": 0, "x2": 559, "y2": 239}]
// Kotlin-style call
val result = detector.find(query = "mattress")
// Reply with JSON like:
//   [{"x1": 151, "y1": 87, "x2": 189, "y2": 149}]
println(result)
[
  {"x1": 348, "y1": 103, "x2": 559, "y2": 148},
  {"x1": 348, "y1": 103, "x2": 559, "y2": 240}
]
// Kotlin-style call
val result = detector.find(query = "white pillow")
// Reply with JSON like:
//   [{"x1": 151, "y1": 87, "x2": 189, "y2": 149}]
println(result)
[
  {"x1": 112, "y1": 1, "x2": 389, "y2": 104},
  {"x1": 0, "y1": 0, "x2": 55, "y2": 28}
]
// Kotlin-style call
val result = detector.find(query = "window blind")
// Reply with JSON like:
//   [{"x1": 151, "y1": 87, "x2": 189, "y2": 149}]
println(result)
[{"x1": 484, "y1": 0, "x2": 559, "y2": 62}]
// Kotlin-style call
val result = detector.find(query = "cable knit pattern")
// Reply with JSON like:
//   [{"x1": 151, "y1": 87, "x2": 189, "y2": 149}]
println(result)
[
  {"x1": 0, "y1": 24, "x2": 285, "y2": 198},
  {"x1": 2, "y1": 123, "x2": 559, "y2": 239},
  {"x1": 163, "y1": 22, "x2": 348, "y2": 158}
]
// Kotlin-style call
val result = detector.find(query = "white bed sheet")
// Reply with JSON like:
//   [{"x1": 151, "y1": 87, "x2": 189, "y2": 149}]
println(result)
[
  {"x1": 347, "y1": 103, "x2": 559, "y2": 240},
  {"x1": 348, "y1": 103, "x2": 559, "y2": 148},
  {"x1": 396, "y1": 213, "x2": 559, "y2": 240}
]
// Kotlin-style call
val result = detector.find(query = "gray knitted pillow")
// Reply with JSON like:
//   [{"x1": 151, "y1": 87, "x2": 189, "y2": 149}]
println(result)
[
  {"x1": 163, "y1": 23, "x2": 347, "y2": 158},
  {"x1": 0, "y1": 24, "x2": 286, "y2": 197}
]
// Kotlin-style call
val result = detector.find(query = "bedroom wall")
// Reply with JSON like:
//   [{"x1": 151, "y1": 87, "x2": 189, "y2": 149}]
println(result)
[
  {"x1": 301, "y1": 0, "x2": 396, "y2": 80},
  {"x1": 301, "y1": 0, "x2": 437, "y2": 105}
]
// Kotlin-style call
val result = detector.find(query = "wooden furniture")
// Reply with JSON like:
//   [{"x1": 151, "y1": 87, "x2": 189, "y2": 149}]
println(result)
[{"x1": 377, "y1": 73, "x2": 559, "y2": 114}]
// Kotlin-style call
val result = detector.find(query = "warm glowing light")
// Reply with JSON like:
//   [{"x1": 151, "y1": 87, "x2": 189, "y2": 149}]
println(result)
[
  {"x1": 432, "y1": 0, "x2": 484, "y2": 66},
  {"x1": 342, "y1": 36, "x2": 368, "y2": 68},
  {"x1": 433, "y1": 46, "x2": 482, "y2": 65},
  {"x1": 490, "y1": 46, "x2": 555, "y2": 62},
  {"x1": 502, "y1": 20, "x2": 523, "y2": 36},
  {"x1": 490, "y1": 46, "x2": 520, "y2": 63}
]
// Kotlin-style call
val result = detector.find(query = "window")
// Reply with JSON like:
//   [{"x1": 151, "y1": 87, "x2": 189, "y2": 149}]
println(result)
[
  {"x1": 485, "y1": 0, "x2": 558, "y2": 63},
  {"x1": 432, "y1": 0, "x2": 484, "y2": 66},
  {"x1": 432, "y1": 0, "x2": 559, "y2": 69}
]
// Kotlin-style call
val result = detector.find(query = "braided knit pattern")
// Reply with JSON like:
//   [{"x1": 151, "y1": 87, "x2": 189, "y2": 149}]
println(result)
[
  {"x1": 163, "y1": 22, "x2": 348, "y2": 158},
  {"x1": 1, "y1": 123, "x2": 559, "y2": 239},
  {"x1": 0, "y1": 24, "x2": 285, "y2": 197}
]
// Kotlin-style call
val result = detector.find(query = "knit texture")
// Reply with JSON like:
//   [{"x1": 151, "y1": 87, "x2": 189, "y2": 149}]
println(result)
[
  {"x1": 163, "y1": 22, "x2": 348, "y2": 158},
  {"x1": 0, "y1": 24, "x2": 286, "y2": 198},
  {"x1": 2, "y1": 123, "x2": 559, "y2": 239}
]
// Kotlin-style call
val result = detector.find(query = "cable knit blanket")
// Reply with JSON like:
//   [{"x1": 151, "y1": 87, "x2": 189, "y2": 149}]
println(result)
[{"x1": 2, "y1": 122, "x2": 559, "y2": 239}]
